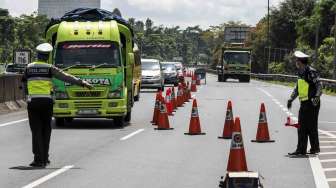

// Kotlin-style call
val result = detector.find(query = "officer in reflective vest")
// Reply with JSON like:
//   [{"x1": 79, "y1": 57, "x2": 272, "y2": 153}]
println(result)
[
  {"x1": 287, "y1": 51, "x2": 322, "y2": 156},
  {"x1": 22, "y1": 43, "x2": 93, "y2": 167}
]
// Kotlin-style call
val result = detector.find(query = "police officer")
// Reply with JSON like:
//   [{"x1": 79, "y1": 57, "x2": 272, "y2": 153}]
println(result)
[
  {"x1": 287, "y1": 51, "x2": 322, "y2": 156},
  {"x1": 22, "y1": 43, "x2": 93, "y2": 167}
]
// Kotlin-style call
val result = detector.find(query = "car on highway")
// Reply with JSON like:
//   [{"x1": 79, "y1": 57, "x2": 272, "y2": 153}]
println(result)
[
  {"x1": 161, "y1": 62, "x2": 179, "y2": 86},
  {"x1": 171, "y1": 61, "x2": 184, "y2": 79},
  {"x1": 3, "y1": 64, "x2": 25, "y2": 75},
  {"x1": 141, "y1": 59, "x2": 164, "y2": 91}
]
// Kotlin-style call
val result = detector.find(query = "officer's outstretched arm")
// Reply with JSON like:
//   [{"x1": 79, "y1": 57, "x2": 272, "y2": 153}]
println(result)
[{"x1": 50, "y1": 66, "x2": 93, "y2": 89}]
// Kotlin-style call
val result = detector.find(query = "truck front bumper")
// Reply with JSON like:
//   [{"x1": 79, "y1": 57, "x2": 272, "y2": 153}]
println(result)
[{"x1": 53, "y1": 98, "x2": 127, "y2": 118}]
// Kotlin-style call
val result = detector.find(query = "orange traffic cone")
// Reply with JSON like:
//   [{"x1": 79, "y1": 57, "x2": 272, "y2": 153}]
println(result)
[
  {"x1": 191, "y1": 74, "x2": 197, "y2": 92},
  {"x1": 177, "y1": 84, "x2": 184, "y2": 107},
  {"x1": 251, "y1": 103, "x2": 275, "y2": 143},
  {"x1": 183, "y1": 81, "x2": 189, "y2": 103},
  {"x1": 285, "y1": 116, "x2": 300, "y2": 128},
  {"x1": 151, "y1": 92, "x2": 161, "y2": 125},
  {"x1": 187, "y1": 81, "x2": 192, "y2": 100},
  {"x1": 184, "y1": 99, "x2": 206, "y2": 135},
  {"x1": 171, "y1": 86, "x2": 177, "y2": 111},
  {"x1": 227, "y1": 117, "x2": 248, "y2": 172},
  {"x1": 165, "y1": 88, "x2": 173, "y2": 116},
  {"x1": 218, "y1": 101, "x2": 234, "y2": 139},
  {"x1": 155, "y1": 95, "x2": 173, "y2": 130}
]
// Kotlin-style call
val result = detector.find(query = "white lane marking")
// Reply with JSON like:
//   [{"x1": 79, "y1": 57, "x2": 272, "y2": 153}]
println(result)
[
  {"x1": 319, "y1": 130, "x2": 336, "y2": 138},
  {"x1": 320, "y1": 152, "x2": 336, "y2": 155},
  {"x1": 257, "y1": 87, "x2": 329, "y2": 188},
  {"x1": 321, "y1": 159, "x2": 336, "y2": 163},
  {"x1": 320, "y1": 146, "x2": 336, "y2": 149},
  {"x1": 0, "y1": 118, "x2": 28, "y2": 127},
  {"x1": 324, "y1": 168, "x2": 336, "y2": 172},
  {"x1": 22, "y1": 165, "x2": 74, "y2": 188},
  {"x1": 327, "y1": 178, "x2": 336, "y2": 182},
  {"x1": 120, "y1": 129, "x2": 145, "y2": 141},
  {"x1": 320, "y1": 141, "x2": 336, "y2": 143}
]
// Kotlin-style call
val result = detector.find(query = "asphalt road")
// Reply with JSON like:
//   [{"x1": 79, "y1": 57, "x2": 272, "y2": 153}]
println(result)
[{"x1": 1, "y1": 73, "x2": 336, "y2": 188}]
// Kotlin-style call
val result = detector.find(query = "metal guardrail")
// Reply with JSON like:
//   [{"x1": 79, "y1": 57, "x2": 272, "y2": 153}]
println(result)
[
  {"x1": 251, "y1": 73, "x2": 336, "y2": 92},
  {"x1": 201, "y1": 67, "x2": 336, "y2": 92},
  {"x1": 0, "y1": 74, "x2": 25, "y2": 103}
]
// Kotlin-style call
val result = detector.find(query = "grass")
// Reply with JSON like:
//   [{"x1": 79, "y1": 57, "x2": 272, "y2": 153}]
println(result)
[{"x1": 254, "y1": 78, "x2": 336, "y2": 96}]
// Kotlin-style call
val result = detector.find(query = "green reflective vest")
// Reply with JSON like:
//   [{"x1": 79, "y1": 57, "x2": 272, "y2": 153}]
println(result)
[
  {"x1": 298, "y1": 79, "x2": 309, "y2": 101},
  {"x1": 26, "y1": 61, "x2": 52, "y2": 98}
]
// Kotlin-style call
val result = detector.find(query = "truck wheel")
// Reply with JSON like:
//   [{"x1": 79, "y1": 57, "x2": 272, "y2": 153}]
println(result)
[
  {"x1": 125, "y1": 112, "x2": 131, "y2": 122},
  {"x1": 55, "y1": 118, "x2": 65, "y2": 127},
  {"x1": 114, "y1": 116, "x2": 124, "y2": 127},
  {"x1": 134, "y1": 85, "x2": 140, "y2": 101},
  {"x1": 218, "y1": 74, "x2": 223, "y2": 82}
]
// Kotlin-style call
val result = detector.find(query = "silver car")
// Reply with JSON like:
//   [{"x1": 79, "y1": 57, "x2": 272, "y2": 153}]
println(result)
[
  {"x1": 161, "y1": 62, "x2": 179, "y2": 86},
  {"x1": 141, "y1": 59, "x2": 164, "y2": 91}
]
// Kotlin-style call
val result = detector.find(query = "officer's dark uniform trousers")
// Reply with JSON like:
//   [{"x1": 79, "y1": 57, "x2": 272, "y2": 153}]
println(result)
[
  {"x1": 28, "y1": 97, "x2": 53, "y2": 162},
  {"x1": 297, "y1": 100, "x2": 320, "y2": 152}
]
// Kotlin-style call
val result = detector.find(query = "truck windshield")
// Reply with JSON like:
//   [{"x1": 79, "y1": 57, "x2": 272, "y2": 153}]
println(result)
[
  {"x1": 55, "y1": 42, "x2": 121, "y2": 68},
  {"x1": 141, "y1": 62, "x2": 160, "y2": 70},
  {"x1": 224, "y1": 52, "x2": 250, "y2": 64}
]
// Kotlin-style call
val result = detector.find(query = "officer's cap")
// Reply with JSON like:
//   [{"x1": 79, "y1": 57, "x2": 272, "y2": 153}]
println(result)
[
  {"x1": 36, "y1": 43, "x2": 53, "y2": 54},
  {"x1": 294, "y1": 51, "x2": 310, "y2": 59}
]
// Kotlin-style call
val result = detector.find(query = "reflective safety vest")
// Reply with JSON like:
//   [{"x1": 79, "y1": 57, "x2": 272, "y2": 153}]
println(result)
[
  {"x1": 298, "y1": 79, "x2": 309, "y2": 101},
  {"x1": 26, "y1": 61, "x2": 53, "y2": 98}
]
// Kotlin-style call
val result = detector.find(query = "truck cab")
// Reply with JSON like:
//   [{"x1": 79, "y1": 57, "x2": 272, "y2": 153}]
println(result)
[
  {"x1": 45, "y1": 9, "x2": 135, "y2": 127},
  {"x1": 215, "y1": 43, "x2": 251, "y2": 82}
]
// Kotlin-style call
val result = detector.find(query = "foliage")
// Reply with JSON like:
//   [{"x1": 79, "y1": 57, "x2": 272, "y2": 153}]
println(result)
[{"x1": 0, "y1": 9, "x2": 49, "y2": 64}]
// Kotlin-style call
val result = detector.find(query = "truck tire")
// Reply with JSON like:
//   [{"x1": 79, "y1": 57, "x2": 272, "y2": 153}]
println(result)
[
  {"x1": 218, "y1": 74, "x2": 223, "y2": 82},
  {"x1": 114, "y1": 116, "x2": 124, "y2": 127},
  {"x1": 134, "y1": 85, "x2": 140, "y2": 102},
  {"x1": 55, "y1": 118, "x2": 65, "y2": 127},
  {"x1": 125, "y1": 111, "x2": 131, "y2": 122}
]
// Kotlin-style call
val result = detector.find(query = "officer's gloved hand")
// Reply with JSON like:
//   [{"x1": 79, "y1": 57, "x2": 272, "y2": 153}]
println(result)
[
  {"x1": 287, "y1": 99, "x2": 293, "y2": 109},
  {"x1": 311, "y1": 97, "x2": 320, "y2": 106},
  {"x1": 82, "y1": 81, "x2": 94, "y2": 90}
]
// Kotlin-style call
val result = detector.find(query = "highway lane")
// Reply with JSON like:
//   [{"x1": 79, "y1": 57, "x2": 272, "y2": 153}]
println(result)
[{"x1": 0, "y1": 74, "x2": 335, "y2": 188}]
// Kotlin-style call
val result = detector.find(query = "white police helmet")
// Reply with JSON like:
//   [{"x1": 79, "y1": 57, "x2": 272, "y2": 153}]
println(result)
[
  {"x1": 36, "y1": 43, "x2": 53, "y2": 54},
  {"x1": 294, "y1": 51, "x2": 310, "y2": 59}
]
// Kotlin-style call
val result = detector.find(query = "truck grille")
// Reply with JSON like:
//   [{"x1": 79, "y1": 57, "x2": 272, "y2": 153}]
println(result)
[
  {"x1": 74, "y1": 91, "x2": 102, "y2": 98},
  {"x1": 74, "y1": 101, "x2": 102, "y2": 109}
]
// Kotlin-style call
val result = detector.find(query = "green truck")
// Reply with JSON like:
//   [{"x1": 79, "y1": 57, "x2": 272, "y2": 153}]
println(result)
[
  {"x1": 213, "y1": 43, "x2": 251, "y2": 82},
  {"x1": 45, "y1": 9, "x2": 137, "y2": 126}
]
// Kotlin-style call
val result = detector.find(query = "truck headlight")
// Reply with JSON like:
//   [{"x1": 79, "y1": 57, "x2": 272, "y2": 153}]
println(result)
[
  {"x1": 108, "y1": 91, "x2": 122, "y2": 98},
  {"x1": 55, "y1": 91, "x2": 69, "y2": 99}
]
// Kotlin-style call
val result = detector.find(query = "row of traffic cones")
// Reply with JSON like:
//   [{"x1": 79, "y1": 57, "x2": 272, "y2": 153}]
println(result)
[
  {"x1": 150, "y1": 74, "x2": 198, "y2": 131},
  {"x1": 218, "y1": 101, "x2": 275, "y2": 143}
]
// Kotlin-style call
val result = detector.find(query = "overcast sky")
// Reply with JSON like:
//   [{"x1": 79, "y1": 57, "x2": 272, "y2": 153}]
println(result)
[{"x1": 0, "y1": 0, "x2": 283, "y2": 28}]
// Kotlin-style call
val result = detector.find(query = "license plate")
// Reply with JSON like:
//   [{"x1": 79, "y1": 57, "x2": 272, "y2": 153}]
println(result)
[{"x1": 77, "y1": 109, "x2": 98, "y2": 115}]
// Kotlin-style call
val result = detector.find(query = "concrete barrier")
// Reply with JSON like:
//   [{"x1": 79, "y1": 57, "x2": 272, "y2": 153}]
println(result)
[{"x1": 0, "y1": 74, "x2": 25, "y2": 103}]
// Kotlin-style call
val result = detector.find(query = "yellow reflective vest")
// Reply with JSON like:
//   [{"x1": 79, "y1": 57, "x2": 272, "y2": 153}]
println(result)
[
  {"x1": 26, "y1": 61, "x2": 53, "y2": 98},
  {"x1": 298, "y1": 79, "x2": 309, "y2": 102}
]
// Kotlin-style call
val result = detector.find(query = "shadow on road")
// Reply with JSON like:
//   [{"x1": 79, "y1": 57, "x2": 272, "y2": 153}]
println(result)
[
  {"x1": 284, "y1": 154, "x2": 317, "y2": 158},
  {"x1": 140, "y1": 90, "x2": 158, "y2": 93},
  {"x1": 51, "y1": 119, "x2": 131, "y2": 130},
  {"x1": 9, "y1": 166, "x2": 81, "y2": 171}
]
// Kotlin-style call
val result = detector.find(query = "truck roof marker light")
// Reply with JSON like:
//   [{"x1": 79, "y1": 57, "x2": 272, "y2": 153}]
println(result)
[
  {"x1": 86, "y1": 21, "x2": 91, "y2": 35},
  {"x1": 74, "y1": 21, "x2": 79, "y2": 35},
  {"x1": 98, "y1": 21, "x2": 103, "y2": 35}
]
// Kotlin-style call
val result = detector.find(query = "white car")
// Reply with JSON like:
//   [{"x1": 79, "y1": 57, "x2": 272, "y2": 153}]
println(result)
[{"x1": 141, "y1": 59, "x2": 165, "y2": 91}]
